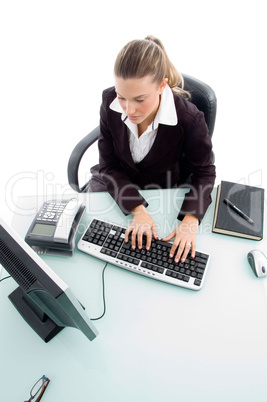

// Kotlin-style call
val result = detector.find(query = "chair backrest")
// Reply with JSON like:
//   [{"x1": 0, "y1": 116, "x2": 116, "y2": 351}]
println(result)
[{"x1": 183, "y1": 73, "x2": 217, "y2": 138}]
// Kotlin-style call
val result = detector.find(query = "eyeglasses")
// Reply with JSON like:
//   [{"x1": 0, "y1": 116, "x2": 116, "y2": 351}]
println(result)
[{"x1": 24, "y1": 375, "x2": 50, "y2": 402}]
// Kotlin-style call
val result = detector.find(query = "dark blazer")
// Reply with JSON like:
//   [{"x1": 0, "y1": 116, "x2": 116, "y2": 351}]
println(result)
[{"x1": 98, "y1": 87, "x2": 216, "y2": 222}]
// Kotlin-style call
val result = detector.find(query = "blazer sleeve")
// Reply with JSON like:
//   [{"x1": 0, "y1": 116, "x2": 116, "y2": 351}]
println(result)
[
  {"x1": 177, "y1": 109, "x2": 216, "y2": 223},
  {"x1": 98, "y1": 90, "x2": 148, "y2": 214}
]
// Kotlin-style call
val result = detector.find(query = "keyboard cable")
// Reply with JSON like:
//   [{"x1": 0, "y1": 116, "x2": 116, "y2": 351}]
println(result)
[{"x1": 90, "y1": 262, "x2": 108, "y2": 321}]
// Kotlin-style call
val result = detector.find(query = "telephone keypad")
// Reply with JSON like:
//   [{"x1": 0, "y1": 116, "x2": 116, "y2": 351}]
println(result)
[{"x1": 36, "y1": 201, "x2": 68, "y2": 224}]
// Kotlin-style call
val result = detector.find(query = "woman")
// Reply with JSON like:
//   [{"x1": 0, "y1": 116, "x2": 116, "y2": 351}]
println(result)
[{"x1": 90, "y1": 36, "x2": 216, "y2": 263}]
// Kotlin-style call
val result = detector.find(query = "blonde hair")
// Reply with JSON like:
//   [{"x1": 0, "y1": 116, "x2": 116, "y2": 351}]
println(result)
[{"x1": 114, "y1": 35, "x2": 190, "y2": 99}]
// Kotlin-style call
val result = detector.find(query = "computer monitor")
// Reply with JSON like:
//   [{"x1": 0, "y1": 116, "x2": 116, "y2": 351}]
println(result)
[{"x1": 0, "y1": 217, "x2": 99, "y2": 343}]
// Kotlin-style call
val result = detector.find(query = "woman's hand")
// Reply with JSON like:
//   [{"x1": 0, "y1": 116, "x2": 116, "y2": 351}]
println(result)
[
  {"x1": 125, "y1": 205, "x2": 158, "y2": 250},
  {"x1": 162, "y1": 215, "x2": 199, "y2": 262}
]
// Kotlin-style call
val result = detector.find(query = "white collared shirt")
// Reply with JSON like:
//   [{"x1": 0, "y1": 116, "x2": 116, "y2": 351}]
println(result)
[{"x1": 109, "y1": 84, "x2": 178, "y2": 163}]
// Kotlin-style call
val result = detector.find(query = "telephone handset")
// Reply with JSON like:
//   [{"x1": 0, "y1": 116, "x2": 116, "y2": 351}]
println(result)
[{"x1": 25, "y1": 199, "x2": 85, "y2": 255}]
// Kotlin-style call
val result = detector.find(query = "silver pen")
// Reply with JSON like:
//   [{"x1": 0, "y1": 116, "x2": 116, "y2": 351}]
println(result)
[{"x1": 223, "y1": 198, "x2": 254, "y2": 225}]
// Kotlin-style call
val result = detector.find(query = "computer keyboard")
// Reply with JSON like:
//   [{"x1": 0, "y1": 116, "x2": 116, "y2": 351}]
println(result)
[{"x1": 78, "y1": 218, "x2": 210, "y2": 291}]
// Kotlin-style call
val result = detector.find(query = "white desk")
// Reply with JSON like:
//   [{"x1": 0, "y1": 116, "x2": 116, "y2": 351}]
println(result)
[{"x1": 1, "y1": 189, "x2": 267, "y2": 401}]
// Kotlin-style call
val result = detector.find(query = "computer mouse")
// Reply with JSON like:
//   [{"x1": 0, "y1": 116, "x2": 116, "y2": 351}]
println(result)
[{"x1": 247, "y1": 250, "x2": 267, "y2": 278}]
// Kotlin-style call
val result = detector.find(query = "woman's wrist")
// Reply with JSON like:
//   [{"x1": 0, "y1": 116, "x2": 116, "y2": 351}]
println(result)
[
  {"x1": 131, "y1": 204, "x2": 147, "y2": 216},
  {"x1": 183, "y1": 214, "x2": 199, "y2": 224},
  {"x1": 179, "y1": 214, "x2": 199, "y2": 235}
]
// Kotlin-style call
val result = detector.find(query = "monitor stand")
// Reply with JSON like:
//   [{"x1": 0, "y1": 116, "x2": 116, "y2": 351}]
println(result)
[{"x1": 9, "y1": 287, "x2": 64, "y2": 342}]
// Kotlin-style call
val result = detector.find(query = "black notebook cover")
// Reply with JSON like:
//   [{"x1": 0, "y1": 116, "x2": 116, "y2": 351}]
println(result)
[{"x1": 213, "y1": 181, "x2": 264, "y2": 240}]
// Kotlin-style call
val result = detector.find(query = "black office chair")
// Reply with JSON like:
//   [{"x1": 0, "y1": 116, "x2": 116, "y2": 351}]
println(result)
[{"x1": 67, "y1": 74, "x2": 217, "y2": 193}]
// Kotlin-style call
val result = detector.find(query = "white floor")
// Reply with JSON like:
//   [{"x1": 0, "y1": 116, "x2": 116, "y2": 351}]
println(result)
[{"x1": 1, "y1": 0, "x2": 266, "y2": 225}]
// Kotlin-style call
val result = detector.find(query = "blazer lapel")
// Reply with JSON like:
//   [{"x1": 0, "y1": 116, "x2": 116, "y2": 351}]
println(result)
[
  {"x1": 137, "y1": 125, "x2": 180, "y2": 168},
  {"x1": 113, "y1": 120, "x2": 139, "y2": 173}
]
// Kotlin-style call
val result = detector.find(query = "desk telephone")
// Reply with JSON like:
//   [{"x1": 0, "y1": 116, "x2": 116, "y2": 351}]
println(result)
[{"x1": 25, "y1": 199, "x2": 85, "y2": 255}]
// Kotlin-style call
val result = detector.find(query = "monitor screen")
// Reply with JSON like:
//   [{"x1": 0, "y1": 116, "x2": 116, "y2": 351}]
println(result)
[{"x1": 0, "y1": 217, "x2": 99, "y2": 342}]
